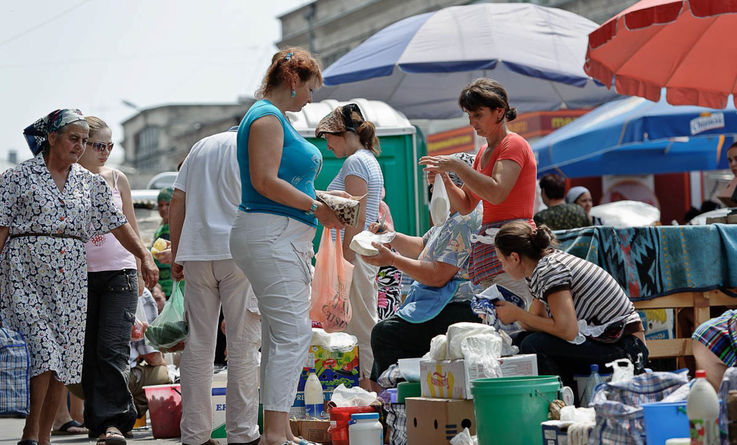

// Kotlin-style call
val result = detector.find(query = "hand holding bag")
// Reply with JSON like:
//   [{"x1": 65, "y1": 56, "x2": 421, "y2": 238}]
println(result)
[
  {"x1": 144, "y1": 281, "x2": 189, "y2": 350},
  {"x1": 310, "y1": 230, "x2": 354, "y2": 332}
]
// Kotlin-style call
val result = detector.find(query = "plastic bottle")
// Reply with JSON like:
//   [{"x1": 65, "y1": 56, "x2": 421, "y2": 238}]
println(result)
[
  {"x1": 304, "y1": 368, "x2": 325, "y2": 419},
  {"x1": 580, "y1": 364, "x2": 604, "y2": 407},
  {"x1": 348, "y1": 412, "x2": 383, "y2": 445},
  {"x1": 687, "y1": 369, "x2": 719, "y2": 445}
]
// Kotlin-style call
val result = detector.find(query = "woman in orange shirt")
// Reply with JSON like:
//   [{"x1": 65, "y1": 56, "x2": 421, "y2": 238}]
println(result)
[{"x1": 419, "y1": 78, "x2": 537, "y2": 302}]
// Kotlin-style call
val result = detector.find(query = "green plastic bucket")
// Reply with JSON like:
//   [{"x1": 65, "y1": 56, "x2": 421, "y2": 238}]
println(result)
[{"x1": 471, "y1": 376, "x2": 561, "y2": 445}]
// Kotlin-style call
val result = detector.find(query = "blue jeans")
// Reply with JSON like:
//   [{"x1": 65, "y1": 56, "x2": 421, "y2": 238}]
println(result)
[{"x1": 83, "y1": 269, "x2": 138, "y2": 436}]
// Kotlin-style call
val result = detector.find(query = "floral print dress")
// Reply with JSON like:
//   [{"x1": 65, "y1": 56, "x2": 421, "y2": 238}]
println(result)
[{"x1": 0, "y1": 155, "x2": 126, "y2": 384}]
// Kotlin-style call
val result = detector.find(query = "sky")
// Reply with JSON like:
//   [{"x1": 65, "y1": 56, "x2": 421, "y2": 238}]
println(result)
[{"x1": 0, "y1": 0, "x2": 306, "y2": 166}]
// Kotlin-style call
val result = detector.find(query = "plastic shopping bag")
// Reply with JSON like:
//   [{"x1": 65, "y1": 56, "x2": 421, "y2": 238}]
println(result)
[
  {"x1": 144, "y1": 281, "x2": 189, "y2": 349},
  {"x1": 430, "y1": 173, "x2": 450, "y2": 226},
  {"x1": 310, "y1": 230, "x2": 354, "y2": 332},
  {"x1": 130, "y1": 296, "x2": 147, "y2": 341}
]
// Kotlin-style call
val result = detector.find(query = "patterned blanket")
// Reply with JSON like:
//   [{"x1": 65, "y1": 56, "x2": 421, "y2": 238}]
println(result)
[{"x1": 554, "y1": 224, "x2": 737, "y2": 301}]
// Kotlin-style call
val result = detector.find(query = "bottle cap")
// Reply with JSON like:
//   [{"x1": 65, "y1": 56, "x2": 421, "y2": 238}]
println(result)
[
  {"x1": 351, "y1": 412, "x2": 379, "y2": 420},
  {"x1": 590, "y1": 364, "x2": 599, "y2": 372},
  {"x1": 695, "y1": 369, "x2": 706, "y2": 378}
]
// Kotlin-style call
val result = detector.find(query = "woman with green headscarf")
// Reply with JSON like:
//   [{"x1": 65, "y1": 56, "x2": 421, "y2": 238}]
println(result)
[{"x1": 152, "y1": 187, "x2": 173, "y2": 297}]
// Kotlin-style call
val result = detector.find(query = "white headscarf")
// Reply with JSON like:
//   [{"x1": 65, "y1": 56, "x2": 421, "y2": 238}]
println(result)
[{"x1": 566, "y1": 186, "x2": 589, "y2": 204}]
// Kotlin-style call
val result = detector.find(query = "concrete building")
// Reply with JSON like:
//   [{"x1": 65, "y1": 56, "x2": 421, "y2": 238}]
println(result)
[
  {"x1": 120, "y1": 101, "x2": 253, "y2": 187},
  {"x1": 277, "y1": 0, "x2": 638, "y2": 68}
]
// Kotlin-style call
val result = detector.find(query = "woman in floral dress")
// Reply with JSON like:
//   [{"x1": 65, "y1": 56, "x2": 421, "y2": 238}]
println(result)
[{"x1": 0, "y1": 109, "x2": 158, "y2": 445}]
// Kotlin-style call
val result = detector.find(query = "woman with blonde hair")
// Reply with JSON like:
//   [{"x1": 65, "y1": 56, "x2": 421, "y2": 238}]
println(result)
[
  {"x1": 77, "y1": 116, "x2": 142, "y2": 445},
  {"x1": 229, "y1": 48, "x2": 344, "y2": 445}
]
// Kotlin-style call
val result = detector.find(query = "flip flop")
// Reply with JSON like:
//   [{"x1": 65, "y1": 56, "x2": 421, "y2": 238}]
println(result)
[
  {"x1": 51, "y1": 420, "x2": 88, "y2": 435},
  {"x1": 97, "y1": 428, "x2": 126, "y2": 445}
]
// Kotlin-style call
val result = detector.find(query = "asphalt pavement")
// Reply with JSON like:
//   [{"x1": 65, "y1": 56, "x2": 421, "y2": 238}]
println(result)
[{"x1": 0, "y1": 418, "x2": 180, "y2": 445}]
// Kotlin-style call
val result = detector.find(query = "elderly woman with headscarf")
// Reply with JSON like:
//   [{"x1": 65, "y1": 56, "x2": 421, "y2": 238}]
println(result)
[
  {"x1": 566, "y1": 186, "x2": 603, "y2": 226},
  {"x1": 0, "y1": 109, "x2": 157, "y2": 445},
  {"x1": 364, "y1": 153, "x2": 483, "y2": 384}
]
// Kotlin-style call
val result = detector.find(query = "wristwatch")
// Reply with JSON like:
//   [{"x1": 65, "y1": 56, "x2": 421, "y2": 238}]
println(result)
[{"x1": 306, "y1": 200, "x2": 319, "y2": 216}]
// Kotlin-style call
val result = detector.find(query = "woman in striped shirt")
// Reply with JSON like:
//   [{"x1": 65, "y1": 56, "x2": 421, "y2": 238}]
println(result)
[{"x1": 493, "y1": 221, "x2": 648, "y2": 388}]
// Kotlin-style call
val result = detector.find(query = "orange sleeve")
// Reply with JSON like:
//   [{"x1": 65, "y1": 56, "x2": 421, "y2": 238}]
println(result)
[{"x1": 495, "y1": 134, "x2": 529, "y2": 168}]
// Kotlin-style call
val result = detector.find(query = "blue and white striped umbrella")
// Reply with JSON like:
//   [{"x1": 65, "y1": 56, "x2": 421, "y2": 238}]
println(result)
[{"x1": 316, "y1": 3, "x2": 619, "y2": 119}]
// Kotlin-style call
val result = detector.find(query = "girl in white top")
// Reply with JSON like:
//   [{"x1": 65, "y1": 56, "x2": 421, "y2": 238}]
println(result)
[{"x1": 317, "y1": 104, "x2": 384, "y2": 385}]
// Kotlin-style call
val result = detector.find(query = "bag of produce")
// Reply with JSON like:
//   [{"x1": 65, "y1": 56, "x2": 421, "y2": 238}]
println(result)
[{"x1": 144, "y1": 281, "x2": 188, "y2": 349}]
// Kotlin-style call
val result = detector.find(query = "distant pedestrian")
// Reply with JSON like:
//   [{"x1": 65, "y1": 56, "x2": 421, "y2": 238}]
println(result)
[
  {"x1": 170, "y1": 127, "x2": 261, "y2": 445},
  {"x1": 152, "y1": 187, "x2": 173, "y2": 297},
  {"x1": 229, "y1": 47, "x2": 344, "y2": 445},
  {"x1": 534, "y1": 174, "x2": 589, "y2": 230},
  {"x1": 0, "y1": 109, "x2": 157, "y2": 445},
  {"x1": 566, "y1": 186, "x2": 603, "y2": 225}
]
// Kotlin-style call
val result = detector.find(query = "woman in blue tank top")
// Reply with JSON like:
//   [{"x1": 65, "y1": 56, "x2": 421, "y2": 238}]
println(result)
[{"x1": 229, "y1": 48, "x2": 343, "y2": 445}]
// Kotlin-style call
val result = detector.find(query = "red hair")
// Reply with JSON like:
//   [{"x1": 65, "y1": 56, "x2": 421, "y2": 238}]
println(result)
[{"x1": 258, "y1": 48, "x2": 322, "y2": 97}]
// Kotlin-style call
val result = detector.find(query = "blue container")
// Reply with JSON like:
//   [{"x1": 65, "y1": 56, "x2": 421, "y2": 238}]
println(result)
[{"x1": 642, "y1": 401, "x2": 688, "y2": 445}]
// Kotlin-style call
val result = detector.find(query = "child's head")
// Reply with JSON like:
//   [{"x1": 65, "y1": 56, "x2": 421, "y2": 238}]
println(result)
[{"x1": 157, "y1": 187, "x2": 173, "y2": 222}]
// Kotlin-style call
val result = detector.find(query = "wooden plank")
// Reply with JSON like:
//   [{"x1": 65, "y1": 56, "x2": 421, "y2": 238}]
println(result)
[
  {"x1": 646, "y1": 339, "x2": 692, "y2": 358},
  {"x1": 634, "y1": 293, "x2": 697, "y2": 309}
]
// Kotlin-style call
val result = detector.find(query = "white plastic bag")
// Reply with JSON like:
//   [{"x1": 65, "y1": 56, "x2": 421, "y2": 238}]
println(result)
[
  {"x1": 446, "y1": 322, "x2": 496, "y2": 359},
  {"x1": 349, "y1": 230, "x2": 396, "y2": 256},
  {"x1": 426, "y1": 334, "x2": 448, "y2": 361},
  {"x1": 430, "y1": 173, "x2": 450, "y2": 226},
  {"x1": 330, "y1": 383, "x2": 377, "y2": 407},
  {"x1": 460, "y1": 333, "x2": 503, "y2": 379}
]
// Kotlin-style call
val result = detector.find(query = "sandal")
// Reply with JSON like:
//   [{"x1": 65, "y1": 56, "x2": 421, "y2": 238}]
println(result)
[
  {"x1": 96, "y1": 427, "x2": 126, "y2": 445},
  {"x1": 51, "y1": 420, "x2": 88, "y2": 435}
]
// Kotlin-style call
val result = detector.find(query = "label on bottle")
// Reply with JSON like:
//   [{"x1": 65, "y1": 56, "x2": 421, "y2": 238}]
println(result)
[
  {"x1": 305, "y1": 403, "x2": 323, "y2": 419},
  {"x1": 689, "y1": 418, "x2": 719, "y2": 445}
]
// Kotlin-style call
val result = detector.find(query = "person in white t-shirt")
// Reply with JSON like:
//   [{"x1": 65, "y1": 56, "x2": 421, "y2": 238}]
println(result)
[{"x1": 169, "y1": 127, "x2": 261, "y2": 445}]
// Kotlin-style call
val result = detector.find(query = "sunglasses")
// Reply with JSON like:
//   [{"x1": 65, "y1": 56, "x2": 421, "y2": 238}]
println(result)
[{"x1": 86, "y1": 141, "x2": 114, "y2": 152}]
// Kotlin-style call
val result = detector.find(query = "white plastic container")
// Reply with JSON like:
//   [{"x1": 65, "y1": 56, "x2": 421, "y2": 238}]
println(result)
[
  {"x1": 348, "y1": 412, "x2": 383, "y2": 445},
  {"x1": 687, "y1": 369, "x2": 719, "y2": 445},
  {"x1": 304, "y1": 368, "x2": 325, "y2": 419}
]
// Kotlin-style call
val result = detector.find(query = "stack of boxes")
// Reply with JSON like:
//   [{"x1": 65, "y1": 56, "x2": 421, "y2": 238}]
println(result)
[{"x1": 402, "y1": 354, "x2": 538, "y2": 444}]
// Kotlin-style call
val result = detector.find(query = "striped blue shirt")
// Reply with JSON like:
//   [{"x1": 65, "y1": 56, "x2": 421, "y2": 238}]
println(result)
[{"x1": 327, "y1": 148, "x2": 383, "y2": 229}]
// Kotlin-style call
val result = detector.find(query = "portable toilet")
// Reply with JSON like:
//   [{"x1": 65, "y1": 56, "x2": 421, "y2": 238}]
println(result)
[{"x1": 288, "y1": 99, "x2": 429, "y2": 251}]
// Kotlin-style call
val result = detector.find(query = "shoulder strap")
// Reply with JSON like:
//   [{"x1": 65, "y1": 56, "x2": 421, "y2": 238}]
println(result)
[{"x1": 112, "y1": 170, "x2": 120, "y2": 189}]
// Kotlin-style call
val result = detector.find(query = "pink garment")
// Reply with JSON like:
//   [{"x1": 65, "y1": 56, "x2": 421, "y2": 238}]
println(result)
[{"x1": 85, "y1": 171, "x2": 137, "y2": 272}]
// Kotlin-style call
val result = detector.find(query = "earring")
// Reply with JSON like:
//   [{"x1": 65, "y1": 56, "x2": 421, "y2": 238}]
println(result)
[{"x1": 291, "y1": 89, "x2": 296, "y2": 97}]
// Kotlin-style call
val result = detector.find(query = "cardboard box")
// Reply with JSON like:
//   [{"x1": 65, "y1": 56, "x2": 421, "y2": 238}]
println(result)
[
  {"x1": 406, "y1": 397, "x2": 476, "y2": 444},
  {"x1": 542, "y1": 420, "x2": 572, "y2": 445},
  {"x1": 297, "y1": 419, "x2": 332, "y2": 444},
  {"x1": 420, "y1": 355, "x2": 538, "y2": 399},
  {"x1": 499, "y1": 354, "x2": 538, "y2": 377},
  {"x1": 638, "y1": 309, "x2": 674, "y2": 340}
]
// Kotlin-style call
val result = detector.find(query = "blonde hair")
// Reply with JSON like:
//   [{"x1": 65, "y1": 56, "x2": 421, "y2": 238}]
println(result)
[{"x1": 84, "y1": 116, "x2": 109, "y2": 138}]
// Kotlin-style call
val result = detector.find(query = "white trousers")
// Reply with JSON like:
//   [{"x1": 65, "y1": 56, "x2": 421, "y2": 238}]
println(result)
[
  {"x1": 179, "y1": 259, "x2": 261, "y2": 444},
  {"x1": 230, "y1": 212, "x2": 315, "y2": 412},
  {"x1": 344, "y1": 256, "x2": 380, "y2": 379}
]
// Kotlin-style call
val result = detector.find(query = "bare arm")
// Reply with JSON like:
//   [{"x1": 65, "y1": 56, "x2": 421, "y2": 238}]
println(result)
[
  {"x1": 367, "y1": 221, "x2": 425, "y2": 259},
  {"x1": 111, "y1": 223, "x2": 158, "y2": 289},
  {"x1": 341, "y1": 175, "x2": 368, "y2": 263},
  {"x1": 140, "y1": 351, "x2": 166, "y2": 366},
  {"x1": 249, "y1": 116, "x2": 342, "y2": 228},
  {"x1": 420, "y1": 155, "x2": 522, "y2": 209},
  {"x1": 0, "y1": 226, "x2": 7, "y2": 253},
  {"x1": 495, "y1": 289, "x2": 579, "y2": 341},
  {"x1": 362, "y1": 242, "x2": 459, "y2": 288},
  {"x1": 169, "y1": 189, "x2": 185, "y2": 280},
  {"x1": 116, "y1": 170, "x2": 143, "y2": 271}
]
